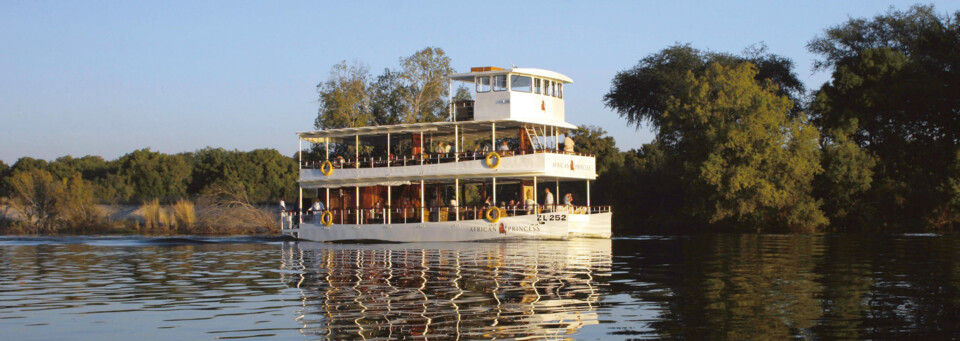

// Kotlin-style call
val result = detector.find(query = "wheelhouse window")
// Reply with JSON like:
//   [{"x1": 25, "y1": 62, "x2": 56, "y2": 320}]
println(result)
[
  {"x1": 534, "y1": 78, "x2": 542, "y2": 94},
  {"x1": 493, "y1": 75, "x2": 507, "y2": 91},
  {"x1": 557, "y1": 83, "x2": 563, "y2": 98},
  {"x1": 476, "y1": 76, "x2": 491, "y2": 92},
  {"x1": 511, "y1": 75, "x2": 532, "y2": 92},
  {"x1": 545, "y1": 80, "x2": 553, "y2": 96}
]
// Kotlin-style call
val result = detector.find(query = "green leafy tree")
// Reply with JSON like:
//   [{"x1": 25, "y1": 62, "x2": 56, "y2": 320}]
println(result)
[
  {"x1": 398, "y1": 47, "x2": 455, "y2": 123},
  {"x1": 570, "y1": 125, "x2": 622, "y2": 175},
  {"x1": 0, "y1": 160, "x2": 9, "y2": 197},
  {"x1": 808, "y1": 5, "x2": 960, "y2": 230},
  {"x1": 59, "y1": 172, "x2": 104, "y2": 230},
  {"x1": 369, "y1": 68, "x2": 408, "y2": 126},
  {"x1": 606, "y1": 45, "x2": 823, "y2": 232},
  {"x1": 315, "y1": 61, "x2": 372, "y2": 129},
  {"x1": 315, "y1": 47, "x2": 456, "y2": 130},
  {"x1": 669, "y1": 63, "x2": 824, "y2": 231},
  {"x1": 604, "y1": 44, "x2": 804, "y2": 131},
  {"x1": 8, "y1": 169, "x2": 61, "y2": 233},
  {"x1": 116, "y1": 148, "x2": 192, "y2": 203}
]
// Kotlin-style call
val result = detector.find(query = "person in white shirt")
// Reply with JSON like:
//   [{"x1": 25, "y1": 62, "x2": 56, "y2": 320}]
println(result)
[
  {"x1": 543, "y1": 188, "x2": 554, "y2": 212},
  {"x1": 525, "y1": 197, "x2": 536, "y2": 214},
  {"x1": 279, "y1": 199, "x2": 286, "y2": 213},
  {"x1": 564, "y1": 134, "x2": 575, "y2": 153},
  {"x1": 310, "y1": 198, "x2": 325, "y2": 224}
]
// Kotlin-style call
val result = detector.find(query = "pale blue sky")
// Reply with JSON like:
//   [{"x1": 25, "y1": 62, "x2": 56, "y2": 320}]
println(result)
[{"x1": 1, "y1": 1, "x2": 954, "y2": 164}]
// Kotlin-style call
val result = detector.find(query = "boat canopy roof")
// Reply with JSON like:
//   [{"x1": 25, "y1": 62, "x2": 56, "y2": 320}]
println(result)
[
  {"x1": 298, "y1": 119, "x2": 578, "y2": 143},
  {"x1": 446, "y1": 67, "x2": 573, "y2": 84}
]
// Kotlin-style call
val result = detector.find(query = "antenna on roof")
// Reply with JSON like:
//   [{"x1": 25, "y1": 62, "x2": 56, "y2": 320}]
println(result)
[{"x1": 512, "y1": 64, "x2": 517, "y2": 69}]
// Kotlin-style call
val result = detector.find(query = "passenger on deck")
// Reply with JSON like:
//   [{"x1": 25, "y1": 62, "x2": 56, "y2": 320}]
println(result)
[
  {"x1": 543, "y1": 188, "x2": 554, "y2": 212},
  {"x1": 310, "y1": 198, "x2": 325, "y2": 224},
  {"x1": 498, "y1": 141, "x2": 510, "y2": 155},
  {"x1": 564, "y1": 134, "x2": 575, "y2": 153}
]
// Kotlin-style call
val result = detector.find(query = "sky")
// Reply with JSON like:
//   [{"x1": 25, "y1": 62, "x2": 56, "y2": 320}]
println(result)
[{"x1": 1, "y1": 1, "x2": 956, "y2": 164}]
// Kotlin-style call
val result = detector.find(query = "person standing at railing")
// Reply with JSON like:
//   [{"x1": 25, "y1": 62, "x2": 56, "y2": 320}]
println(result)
[
  {"x1": 310, "y1": 198, "x2": 325, "y2": 224},
  {"x1": 543, "y1": 187, "x2": 554, "y2": 212}
]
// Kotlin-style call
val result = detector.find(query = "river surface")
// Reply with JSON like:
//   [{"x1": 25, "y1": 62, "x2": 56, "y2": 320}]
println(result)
[{"x1": 1, "y1": 234, "x2": 958, "y2": 340}]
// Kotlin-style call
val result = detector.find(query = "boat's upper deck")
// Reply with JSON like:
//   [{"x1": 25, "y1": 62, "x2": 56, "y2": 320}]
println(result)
[{"x1": 297, "y1": 67, "x2": 589, "y2": 187}]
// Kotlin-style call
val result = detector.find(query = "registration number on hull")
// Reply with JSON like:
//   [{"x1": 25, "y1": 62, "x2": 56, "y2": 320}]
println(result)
[{"x1": 537, "y1": 214, "x2": 567, "y2": 222}]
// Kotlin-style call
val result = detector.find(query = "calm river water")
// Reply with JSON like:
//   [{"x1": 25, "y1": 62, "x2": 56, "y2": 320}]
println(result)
[{"x1": 1, "y1": 234, "x2": 958, "y2": 340}]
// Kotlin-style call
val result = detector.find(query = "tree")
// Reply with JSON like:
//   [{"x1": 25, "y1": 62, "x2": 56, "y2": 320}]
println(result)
[
  {"x1": 116, "y1": 148, "x2": 192, "y2": 203},
  {"x1": 398, "y1": 47, "x2": 455, "y2": 123},
  {"x1": 808, "y1": 5, "x2": 960, "y2": 230},
  {"x1": 570, "y1": 125, "x2": 622, "y2": 175},
  {"x1": 315, "y1": 47, "x2": 457, "y2": 130},
  {"x1": 604, "y1": 44, "x2": 805, "y2": 132},
  {"x1": 315, "y1": 61, "x2": 372, "y2": 129},
  {"x1": 0, "y1": 160, "x2": 9, "y2": 197},
  {"x1": 369, "y1": 68, "x2": 408, "y2": 126},
  {"x1": 8, "y1": 169, "x2": 61, "y2": 234},
  {"x1": 666, "y1": 63, "x2": 825, "y2": 231},
  {"x1": 59, "y1": 172, "x2": 104, "y2": 230}
]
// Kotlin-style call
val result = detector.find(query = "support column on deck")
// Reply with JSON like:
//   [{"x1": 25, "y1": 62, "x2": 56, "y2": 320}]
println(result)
[
  {"x1": 420, "y1": 180, "x2": 425, "y2": 223},
  {"x1": 491, "y1": 123, "x2": 496, "y2": 153},
  {"x1": 387, "y1": 186, "x2": 392, "y2": 224},
  {"x1": 587, "y1": 180, "x2": 591, "y2": 207},
  {"x1": 355, "y1": 186, "x2": 360, "y2": 225},
  {"x1": 297, "y1": 139, "x2": 302, "y2": 223},
  {"x1": 533, "y1": 176, "x2": 538, "y2": 210},
  {"x1": 556, "y1": 178, "x2": 560, "y2": 210},
  {"x1": 454, "y1": 178, "x2": 460, "y2": 221},
  {"x1": 492, "y1": 177, "x2": 497, "y2": 206}
]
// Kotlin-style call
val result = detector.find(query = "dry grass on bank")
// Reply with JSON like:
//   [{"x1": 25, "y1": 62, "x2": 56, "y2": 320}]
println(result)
[
  {"x1": 1, "y1": 183, "x2": 277, "y2": 236},
  {"x1": 193, "y1": 183, "x2": 275, "y2": 235}
]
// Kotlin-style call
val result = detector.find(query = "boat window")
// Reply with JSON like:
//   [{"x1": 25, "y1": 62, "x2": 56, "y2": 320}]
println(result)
[
  {"x1": 533, "y1": 78, "x2": 542, "y2": 94},
  {"x1": 545, "y1": 80, "x2": 553, "y2": 96},
  {"x1": 476, "y1": 76, "x2": 491, "y2": 92},
  {"x1": 511, "y1": 75, "x2": 531, "y2": 92},
  {"x1": 557, "y1": 83, "x2": 562, "y2": 98},
  {"x1": 493, "y1": 75, "x2": 507, "y2": 91}
]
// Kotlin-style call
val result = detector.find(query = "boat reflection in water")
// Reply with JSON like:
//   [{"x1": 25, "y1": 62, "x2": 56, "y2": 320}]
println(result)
[{"x1": 280, "y1": 239, "x2": 611, "y2": 340}]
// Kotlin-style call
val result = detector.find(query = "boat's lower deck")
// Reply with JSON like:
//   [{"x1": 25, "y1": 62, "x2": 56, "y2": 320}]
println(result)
[{"x1": 282, "y1": 211, "x2": 611, "y2": 242}]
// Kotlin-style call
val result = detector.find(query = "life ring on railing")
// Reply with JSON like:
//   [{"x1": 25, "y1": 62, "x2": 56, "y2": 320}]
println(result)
[
  {"x1": 320, "y1": 160, "x2": 334, "y2": 176},
  {"x1": 484, "y1": 152, "x2": 501, "y2": 169},
  {"x1": 485, "y1": 207, "x2": 502, "y2": 223},
  {"x1": 320, "y1": 210, "x2": 333, "y2": 226}
]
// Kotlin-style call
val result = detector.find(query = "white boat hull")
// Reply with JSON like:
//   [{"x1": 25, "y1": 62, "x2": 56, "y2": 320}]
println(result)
[{"x1": 284, "y1": 212, "x2": 611, "y2": 242}]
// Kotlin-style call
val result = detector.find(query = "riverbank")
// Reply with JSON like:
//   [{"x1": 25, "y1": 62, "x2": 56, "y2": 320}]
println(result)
[{"x1": 0, "y1": 203, "x2": 277, "y2": 236}]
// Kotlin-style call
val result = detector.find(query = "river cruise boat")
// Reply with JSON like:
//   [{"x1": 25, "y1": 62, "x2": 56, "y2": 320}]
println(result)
[{"x1": 281, "y1": 66, "x2": 612, "y2": 242}]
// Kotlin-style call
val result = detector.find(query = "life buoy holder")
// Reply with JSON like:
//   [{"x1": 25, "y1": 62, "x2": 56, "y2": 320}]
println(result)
[
  {"x1": 485, "y1": 207, "x2": 502, "y2": 223},
  {"x1": 320, "y1": 160, "x2": 333, "y2": 176},
  {"x1": 320, "y1": 210, "x2": 333, "y2": 226},
  {"x1": 484, "y1": 152, "x2": 501, "y2": 169}
]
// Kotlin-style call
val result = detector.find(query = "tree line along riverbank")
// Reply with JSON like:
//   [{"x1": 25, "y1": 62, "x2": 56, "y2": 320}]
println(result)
[{"x1": 2, "y1": 5, "x2": 958, "y2": 235}]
